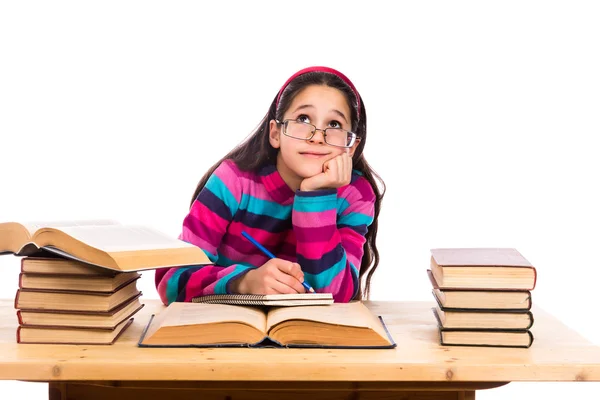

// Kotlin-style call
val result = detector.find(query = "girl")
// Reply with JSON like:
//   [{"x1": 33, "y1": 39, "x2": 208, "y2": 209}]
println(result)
[{"x1": 155, "y1": 66, "x2": 385, "y2": 303}]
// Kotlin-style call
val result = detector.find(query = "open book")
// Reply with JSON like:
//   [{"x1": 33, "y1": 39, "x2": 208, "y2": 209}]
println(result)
[
  {"x1": 0, "y1": 219, "x2": 212, "y2": 272},
  {"x1": 138, "y1": 301, "x2": 396, "y2": 349}
]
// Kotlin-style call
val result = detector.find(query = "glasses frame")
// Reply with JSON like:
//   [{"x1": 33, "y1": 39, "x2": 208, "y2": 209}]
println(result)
[{"x1": 275, "y1": 119, "x2": 360, "y2": 148}]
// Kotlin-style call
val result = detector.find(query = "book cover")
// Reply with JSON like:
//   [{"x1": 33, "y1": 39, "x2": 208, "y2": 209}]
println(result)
[
  {"x1": 431, "y1": 248, "x2": 534, "y2": 267},
  {"x1": 433, "y1": 294, "x2": 534, "y2": 330},
  {"x1": 432, "y1": 308, "x2": 534, "y2": 348},
  {"x1": 17, "y1": 295, "x2": 144, "y2": 330},
  {"x1": 18, "y1": 271, "x2": 141, "y2": 293},
  {"x1": 430, "y1": 248, "x2": 537, "y2": 290},
  {"x1": 16, "y1": 318, "x2": 134, "y2": 345},
  {"x1": 428, "y1": 270, "x2": 533, "y2": 310}
]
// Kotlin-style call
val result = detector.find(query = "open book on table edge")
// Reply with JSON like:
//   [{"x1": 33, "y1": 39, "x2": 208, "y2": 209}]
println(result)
[
  {"x1": 137, "y1": 314, "x2": 397, "y2": 349},
  {"x1": 137, "y1": 302, "x2": 397, "y2": 349}
]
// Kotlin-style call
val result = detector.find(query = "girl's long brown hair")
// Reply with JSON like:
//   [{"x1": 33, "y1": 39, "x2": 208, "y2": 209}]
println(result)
[{"x1": 189, "y1": 72, "x2": 385, "y2": 299}]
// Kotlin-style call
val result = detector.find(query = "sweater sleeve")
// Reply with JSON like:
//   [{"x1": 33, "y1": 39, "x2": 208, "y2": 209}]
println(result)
[
  {"x1": 154, "y1": 161, "x2": 254, "y2": 305},
  {"x1": 292, "y1": 175, "x2": 376, "y2": 303}
]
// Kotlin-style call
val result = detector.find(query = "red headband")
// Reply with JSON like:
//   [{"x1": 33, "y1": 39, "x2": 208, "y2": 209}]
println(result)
[{"x1": 276, "y1": 66, "x2": 361, "y2": 119}]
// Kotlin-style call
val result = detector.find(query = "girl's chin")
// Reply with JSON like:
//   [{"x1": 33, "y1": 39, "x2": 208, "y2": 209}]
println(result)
[{"x1": 295, "y1": 165, "x2": 323, "y2": 178}]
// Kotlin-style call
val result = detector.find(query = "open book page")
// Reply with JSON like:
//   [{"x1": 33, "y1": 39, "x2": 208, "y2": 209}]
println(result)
[
  {"x1": 22, "y1": 220, "x2": 121, "y2": 236},
  {"x1": 46, "y1": 225, "x2": 192, "y2": 253},
  {"x1": 0, "y1": 220, "x2": 121, "y2": 254},
  {"x1": 155, "y1": 302, "x2": 267, "y2": 332},
  {"x1": 265, "y1": 301, "x2": 388, "y2": 339}
]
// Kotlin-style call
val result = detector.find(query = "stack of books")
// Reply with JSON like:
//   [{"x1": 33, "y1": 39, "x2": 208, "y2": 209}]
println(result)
[
  {"x1": 428, "y1": 248, "x2": 537, "y2": 348},
  {"x1": 14, "y1": 256, "x2": 144, "y2": 344},
  {"x1": 0, "y1": 219, "x2": 213, "y2": 345}
]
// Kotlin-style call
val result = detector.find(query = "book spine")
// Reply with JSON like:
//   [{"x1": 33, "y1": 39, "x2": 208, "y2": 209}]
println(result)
[
  {"x1": 439, "y1": 336, "x2": 534, "y2": 349},
  {"x1": 526, "y1": 311, "x2": 534, "y2": 329},
  {"x1": 527, "y1": 330, "x2": 534, "y2": 347},
  {"x1": 531, "y1": 267, "x2": 537, "y2": 290},
  {"x1": 16, "y1": 310, "x2": 23, "y2": 325},
  {"x1": 14, "y1": 289, "x2": 21, "y2": 309},
  {"x1": 16, "y1": 326, "x2": 21, "y2": 344}
]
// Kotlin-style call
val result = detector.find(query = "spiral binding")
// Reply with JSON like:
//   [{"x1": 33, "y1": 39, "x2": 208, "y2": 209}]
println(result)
[{"x1": 191, "y1": 294, "x2": 267, "y2": 305}]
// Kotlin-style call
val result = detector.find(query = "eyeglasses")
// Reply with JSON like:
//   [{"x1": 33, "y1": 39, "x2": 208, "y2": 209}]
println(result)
[{"x1": 276, "y1": 119, "x2": 360, "y2": 148}]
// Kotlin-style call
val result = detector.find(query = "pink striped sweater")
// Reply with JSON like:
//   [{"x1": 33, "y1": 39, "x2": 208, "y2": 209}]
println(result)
[{"x1": 155, "y1": 159, "x2": 376, "y2": 303}]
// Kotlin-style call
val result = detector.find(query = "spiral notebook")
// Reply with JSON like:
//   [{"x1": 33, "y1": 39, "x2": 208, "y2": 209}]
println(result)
[{"x1": 191, "y1": 293, "x2": 334, "y2": 306}]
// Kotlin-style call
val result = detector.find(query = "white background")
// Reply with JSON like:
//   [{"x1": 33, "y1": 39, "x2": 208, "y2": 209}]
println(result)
[{"x1": 1, "y1": 1, "x2": 599, "y2": 398}]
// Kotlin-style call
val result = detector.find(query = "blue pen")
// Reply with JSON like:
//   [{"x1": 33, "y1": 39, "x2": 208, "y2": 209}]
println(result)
[{"x1": 241, "y1": 230, "x2": 315, "y2": 293}]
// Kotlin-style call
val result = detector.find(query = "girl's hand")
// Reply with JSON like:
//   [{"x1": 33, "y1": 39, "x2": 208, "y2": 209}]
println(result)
[
  {"x1": 232, "y1": 258, "x2": 306, "y2": 295},
  {"x1": 300, "y1": 153, "x2": 352, "y2": 192}
]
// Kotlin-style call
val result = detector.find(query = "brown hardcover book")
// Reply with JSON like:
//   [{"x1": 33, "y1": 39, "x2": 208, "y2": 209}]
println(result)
[
  {"x1": 432, "y1": 308, "x2": 534, "y2": 348},
  {"x1": 19, "y1": 271, "x2": 141, "y2": 293},
  {"x1": 432, "y1": 296, "x2": 534, "y2": 330},
  {"x1": 430, "y1": 248, "x2": 537, "y2": 290},
  {"x1": 0, "y1": 219, "x2": 212, "y2": 272},
  {"x1": 428, "y1": 270, "x2": 532, "y2": 310},
  {"x1": 16, "y1": 293, "x2": 144, "y2": 329},
  {"x1": 14, "y1": 280, "x2": 141, "y2": 312},
  {"x1": 16, "y1": 317, "x2": 134, "y2": 345},
  {"x1": 138, "y1": 301, "x2": 396, "y2": 349},
  {"x1": 21, "y1": 257, "x2": 118, "y2": 276}
]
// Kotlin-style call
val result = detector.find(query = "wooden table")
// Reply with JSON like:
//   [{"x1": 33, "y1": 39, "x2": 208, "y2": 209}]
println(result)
[{"x1": 1, "y1": 299, "x2": 599, "y2": 400}]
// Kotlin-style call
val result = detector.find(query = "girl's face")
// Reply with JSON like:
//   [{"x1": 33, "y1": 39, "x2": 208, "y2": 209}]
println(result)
[{"x1": 269, "y1": 84, "x2": 360, "y2": 190}]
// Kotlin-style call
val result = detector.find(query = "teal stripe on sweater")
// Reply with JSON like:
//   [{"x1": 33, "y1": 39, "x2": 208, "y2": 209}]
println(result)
[
  {"x1": 304, "y1": 254, "x2": 348, "y2": 289},
  {"x1": 205, "y1": 174, "x2": 239, "y2": 217},
  {"x1": 350, "y1": 261, "x2": 359, "y2": 278},
  {"x1": 293, "y1": 194, "x2": 337, "y2": 213},
  {"x1": 214, "y1": 264, "x2": 254, "y2": 294},
  {"x1": 166, "y1": 268, "x2": 188, "y2": 304},
  {"x1": 241, "y1": 194, "x2": 292, "y2": 220},
  {"x1": 337, "y1": 197, "x2": 351, "y2": 214},
  {"x1": 338, "y1": 212, "x2": 373, "y2": 227},
  {"x1": 202, "y1": 248, "x2": 219, "y2": 263},
  {"x1": 216, "y1": 254, "x2": 241, "y2": 267}
]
